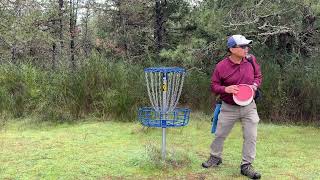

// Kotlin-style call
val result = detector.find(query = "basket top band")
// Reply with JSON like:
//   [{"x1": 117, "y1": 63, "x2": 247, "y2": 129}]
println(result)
[{"x1": 144, "y1": 67, "x2": 185, "y2": 73}]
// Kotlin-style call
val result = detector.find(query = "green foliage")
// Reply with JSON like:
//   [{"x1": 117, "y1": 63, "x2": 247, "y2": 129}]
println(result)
[
  {"x1": 0, "y1": 0, "x2": 320, "y2": 124},
  {"x1": 39, "y1": 55, "x2": 148, "y2": 121},
  {"x1": 182, "y1": 68, "x2": 212, "y2": 113},
  {"x1": 0, "y1": 64, "x2": 41, "y2": 117},
  {"x1": 252, "y1": 50, "x2": 320, "y2": 123},
  {"x1": 160, "y1": 38, "x2": 207, "y2": 67},
  {"x1": 0, "y1": 55, "x2": 149, "y2": 121}
]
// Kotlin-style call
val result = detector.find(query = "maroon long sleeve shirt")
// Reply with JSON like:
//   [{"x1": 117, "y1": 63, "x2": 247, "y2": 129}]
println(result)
[{"x1": 211, "y1": 55, "x2": 262, "y2": 105}]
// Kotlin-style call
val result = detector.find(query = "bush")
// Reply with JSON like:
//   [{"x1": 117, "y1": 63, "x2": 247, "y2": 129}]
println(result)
[
  {"x1": 0, "y1": 63, "x2": 42, "y2": 118},
  {"x1": 38, "y1": 54, "x2": 148, "y2": 121},
  {"x1": 181, "y1": 68, "x2": 212, "y2": 113},
  {"x1": 0, "y1": 55, "x2": 149, "y2": 122},
  {"x1": 0, "y1": 52, "x2": 319, "y2": 125}
]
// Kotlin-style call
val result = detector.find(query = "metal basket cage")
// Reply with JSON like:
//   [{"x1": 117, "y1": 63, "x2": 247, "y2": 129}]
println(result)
[{"x1": 138, "y1": 107, "x2": 190, "y2": 128}]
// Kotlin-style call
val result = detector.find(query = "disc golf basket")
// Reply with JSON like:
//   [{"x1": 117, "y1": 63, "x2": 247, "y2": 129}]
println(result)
[{"x1": 138, "y1": 67, "x2": 191, "y2": 159}]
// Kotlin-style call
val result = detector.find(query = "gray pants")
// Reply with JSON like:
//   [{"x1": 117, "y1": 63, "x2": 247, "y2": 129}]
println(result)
[{"x1": 210, "y1": 101, "x2": 260, "y2": 165}]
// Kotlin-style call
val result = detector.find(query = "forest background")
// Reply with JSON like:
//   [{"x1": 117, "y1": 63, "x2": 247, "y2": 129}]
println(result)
[{"x1": 0, "y1": 0, "x2": 320, "y2": 125}]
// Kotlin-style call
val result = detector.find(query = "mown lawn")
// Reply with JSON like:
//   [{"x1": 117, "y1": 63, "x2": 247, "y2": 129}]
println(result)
[{"x1": 1, "y1": 113, "x2": 320, "y2": 179}]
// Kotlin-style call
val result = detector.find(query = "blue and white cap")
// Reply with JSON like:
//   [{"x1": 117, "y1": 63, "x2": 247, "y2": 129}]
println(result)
[{"x1": 227, "y1": 35, "x2": 252, "y2": 48}]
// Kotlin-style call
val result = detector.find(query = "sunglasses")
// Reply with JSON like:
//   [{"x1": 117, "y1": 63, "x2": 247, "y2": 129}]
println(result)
[{"x1": 235, "y1": 45, "x2": 250, "y2": 49}]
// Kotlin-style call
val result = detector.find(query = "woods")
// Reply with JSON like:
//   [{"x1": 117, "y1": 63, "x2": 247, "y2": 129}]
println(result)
[{"x1": 0, "y1": 0, "x2": 319, "y2": 124}]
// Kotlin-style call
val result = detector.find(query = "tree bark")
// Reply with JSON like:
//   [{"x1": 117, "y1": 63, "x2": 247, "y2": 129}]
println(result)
[
  {"x1": 115, "y1": 0, "x2": 128, "y2": 56},
  {"x1": 52, "y1": 42, "x2": 57, "y2": 70},
  {"x1": 154, "y1": 0, "x2": 166, "y2": 55},
  {"x1": 59, "y1": 0, "x2": 64, "y2": 49},
  {"x1": 83, "y1": 2, "x2": 91, "y2": 57},
  {"x1": 11, "y1": 44, "x2": 17, "y2": 64},
  {"x1": 69, "y1": 0, "x2": 78, "y2": 70},
  {"x1": 52, "y1": 17, "x2": 57, "y2": 70}
]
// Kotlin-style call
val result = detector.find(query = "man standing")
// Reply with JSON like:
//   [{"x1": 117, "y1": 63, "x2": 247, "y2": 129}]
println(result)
[{"x1": 202, "y1": 35, "x2": 263, "y2": 179}]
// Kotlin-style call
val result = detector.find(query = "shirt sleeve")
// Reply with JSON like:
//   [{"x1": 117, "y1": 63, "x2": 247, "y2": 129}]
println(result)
[
  {"x1": 211, "y1": 65, "x2": 226, "y2": 94},
  {"x1": 251, "y1": 55, "x2": 262, "y2": 87}
]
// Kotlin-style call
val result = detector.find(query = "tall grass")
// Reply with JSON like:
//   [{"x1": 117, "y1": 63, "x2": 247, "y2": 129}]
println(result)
[
  {"x1": 181, "y1": 68, "x2": 212, "y2": 114},
  {"x1": 0, "y1": 55, "x2": 149, "y2": 121},
  {"x1": 0, "y1": 63, "x2": 41, "y2": 118},
  {"x1": 40, "y1": 55, "x2": 149, "y2": 121},
  {"x1": 255, "y1": 53, "x2": 320, "y2": 124},
  {"x1": 0, "y1": 52, "x2": 320, "y2": 124}
]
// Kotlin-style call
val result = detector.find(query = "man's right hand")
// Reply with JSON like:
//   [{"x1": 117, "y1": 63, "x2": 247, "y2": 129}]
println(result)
[{"x1": 225, "y1": 85, "x2": 239, "y2": 94}]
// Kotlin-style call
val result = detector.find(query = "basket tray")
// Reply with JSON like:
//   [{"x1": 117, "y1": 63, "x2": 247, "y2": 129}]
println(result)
[{"x1": 138, "y1": 107, "x2": 190, "y2": 128}]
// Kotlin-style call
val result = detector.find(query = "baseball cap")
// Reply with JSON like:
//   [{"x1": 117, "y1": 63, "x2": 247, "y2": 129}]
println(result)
[{"x1": 227, "y1": 35, "x2": 252, "y2": 48}]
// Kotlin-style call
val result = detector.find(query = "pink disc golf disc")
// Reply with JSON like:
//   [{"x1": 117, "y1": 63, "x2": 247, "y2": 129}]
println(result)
[{"x1": 233, "y1": 84, "x2": 254, "y2": 106}]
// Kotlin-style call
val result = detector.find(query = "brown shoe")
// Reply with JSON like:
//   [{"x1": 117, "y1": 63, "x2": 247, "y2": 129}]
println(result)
[
  {"x1": 202, "y1": 155, "x2": 222, "y2": 168},
  {"x1": 241, "y1": 163, "x2": 261, "y2": 179}
]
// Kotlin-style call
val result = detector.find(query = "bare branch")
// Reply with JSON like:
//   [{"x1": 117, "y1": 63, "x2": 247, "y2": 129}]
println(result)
[
  {"x1": 223, "y1": 8, "x2": 297, "y2": 28},
  {"x1": 258, "y1": 29, "x2": 291, "y2": 36},
  {"x1": 255, "y1": 0, "x2": 264, "y2": 7},
  {"x1": 222, "y1": 18, "x2": 259, "y2": 28}
]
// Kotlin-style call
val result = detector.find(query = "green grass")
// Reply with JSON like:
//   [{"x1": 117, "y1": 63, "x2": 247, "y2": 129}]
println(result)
[{"x1": 1, "y1": 113, "x2": 320, "y2": 179}]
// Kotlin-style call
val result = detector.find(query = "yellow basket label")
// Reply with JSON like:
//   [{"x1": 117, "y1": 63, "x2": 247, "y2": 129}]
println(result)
[{"x1": 162, "y1": 84, "x2": 167, "y2": 92}]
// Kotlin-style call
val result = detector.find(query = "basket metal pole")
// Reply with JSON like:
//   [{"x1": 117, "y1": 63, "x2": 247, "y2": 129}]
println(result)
[
  {"x1": 162, "y1": 127, "x2": 166, "y2": 159},
  {"x1": 161, "y1": 72, "x2": 168, "y2": 160}
]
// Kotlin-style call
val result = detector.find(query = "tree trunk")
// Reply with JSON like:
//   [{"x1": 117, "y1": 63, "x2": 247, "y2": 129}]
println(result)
[
  {"x1": 69, "y1": 0, "x2": 78, "y2": 70},
  {"x1": 300, "y1": 6, "x2": 316, "y2": 57},
  {"x1": 115, "y1": 0, "x2": 128, "y2": 56},
  {"x1": 11, "y1": 0, "x2": 20, "y2": 65},
  {"x1": 154, "y1": 0, "x2": 166, "y2": 55},
  {"x1": 83, "y1": 3, "x2": 90, "y2": 57},
  {"x1": 84, "y1": 19, "x2": 89, "y2": 57},
  {"x1": 59, "y1": 0, "x2": 64, "y2": 49},
  {"x1": 52, "y1": 43, "x2": 57, "y2": 70},
  {"x1": 11, "y1": 44, "x2": 17, "y2": 64},
  {"x1": 52, "y1": 18, "x2": 57, "y2": 70}
]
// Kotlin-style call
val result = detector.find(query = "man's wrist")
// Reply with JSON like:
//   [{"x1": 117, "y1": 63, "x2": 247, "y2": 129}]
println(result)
[{"x1": 252, "y1": 83, "x2": 258, "y2": 91}]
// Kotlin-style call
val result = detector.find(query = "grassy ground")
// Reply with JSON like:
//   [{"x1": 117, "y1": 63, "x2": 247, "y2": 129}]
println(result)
[{"x1": 1, "y1": 113, "x2": 320, "y2": 179}]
